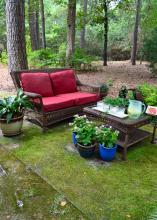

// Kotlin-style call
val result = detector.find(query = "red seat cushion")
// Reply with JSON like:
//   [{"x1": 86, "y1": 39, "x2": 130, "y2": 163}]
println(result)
[
  {"x1": 20, "y1": 72, "x2": 54, "y2": 97},
  {"x1": 50, "y1": 70, "x2": 77, "y2": 95},
  {"x1": 58, "y1": 92, "x2": 99, "y2": 105},
  {"x1": 35, "y1": 96, "x2": 75, "y2": 112}
]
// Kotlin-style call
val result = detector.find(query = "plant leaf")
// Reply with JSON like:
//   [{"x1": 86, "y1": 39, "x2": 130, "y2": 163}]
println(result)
[{"x1": 6, "y1": 113, "x2": 13, "y2": 123}]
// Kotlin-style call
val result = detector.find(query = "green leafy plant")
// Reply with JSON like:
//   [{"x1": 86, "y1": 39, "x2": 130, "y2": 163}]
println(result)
[
  {"x1": 69, "y1": 114, "x2": 87, "y2": 132},
  {"x1": 96, "y1": 126, "x2": 119, "y2": 148},
  {"x1": 103, "y1": 97, "x2": 128, "y2": 108},
  {"x1": 100, "y1": 80, "x2": 113, "y2": 93},
  {"x1": 76, "y1": 122, "x2": 96, "y2": 146},
  {"x1": 71, "y1": 115, "x2": 96, "y2": 146},
  {"x1": 0, "y1": 90, "x2": 31, "y2": 123},
  {"x1": 137, "y1": 83, "x2": 157, "y2": 106}
]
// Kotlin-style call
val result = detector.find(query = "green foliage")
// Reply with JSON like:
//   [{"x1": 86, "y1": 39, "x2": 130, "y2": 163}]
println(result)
[
  {"x1": 100, "y1": 80, "x2": 113, "y2": 93},
  {"x1": 0, "y1": 90, "x2": 31, "y2": 123},
  {"x1": 28, "y1": 49, "x2": 61, "y2": 67},
  {"x1": 137, "y1": 83, "x2": 157, "y2": 106},
  {"x1": 1, "y1": 51, "x2": 8, "y2": 64},
  {"x1": 69, "y1": 114, "x2": 87, "y2": 132},
  {"x1": 71, "y1": 115, "x2": 96, "y2": 146},
  {"x1": 70, "y1": 48, "x2": 99, "y2": 70},
  {"x1": 142, "y1": 28, "x2": 157, "y2": 74},
  {"x1": 96, "y1": 125, "x2": 119, "y2": 147},
  {"x1": 103, "y1": 97, "x2": 128, "y2": 107}
]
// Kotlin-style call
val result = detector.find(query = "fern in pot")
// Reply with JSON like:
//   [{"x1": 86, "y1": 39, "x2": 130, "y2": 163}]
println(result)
[{"x1": 0, "y1": 90, "x2": 31, "y2": 136}]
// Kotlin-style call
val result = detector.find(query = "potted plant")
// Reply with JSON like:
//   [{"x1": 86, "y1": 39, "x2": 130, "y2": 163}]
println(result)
[
  {"x1": 136, "y1": 83, "x2": 157, "y2": 106},
  {"x1": 100, "y1": 80, "x2": 113, "y2": 98},
  {"x1": 96, "y1": 126, "x2": 119, "y2": 161},
  {"x1": 103, "y1": 97, "x2": 128, "y2": 114},
  {"x1": 69, "y1": 115, "x2": 87, "y2": 146},
  {"x1": 74, "y1": 117, "x2": 96, "y2": 158},
  {"x1": 0, "y1": 90, "x2": 31, "y2": 137}
]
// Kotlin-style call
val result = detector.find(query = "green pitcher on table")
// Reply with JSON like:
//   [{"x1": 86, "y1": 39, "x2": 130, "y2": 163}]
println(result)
[{"x1": 128, "y1": 100, "x2": 146, "y2": 119}]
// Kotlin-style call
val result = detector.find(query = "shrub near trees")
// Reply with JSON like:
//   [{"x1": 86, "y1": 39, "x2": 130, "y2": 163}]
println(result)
[{"x1": 3, "y1": 0, "x2": 157, "y2": 73}]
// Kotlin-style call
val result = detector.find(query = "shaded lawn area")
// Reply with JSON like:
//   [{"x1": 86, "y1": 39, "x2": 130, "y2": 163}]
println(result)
[
  {"x1": 1, "y1": 122, "x2": 157, "y2": 220},
  {"x1": 0, "y1": 143, "x2": 85, "y2": 220}
]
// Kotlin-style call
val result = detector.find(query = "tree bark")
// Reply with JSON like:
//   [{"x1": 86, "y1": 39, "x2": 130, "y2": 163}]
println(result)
[
  {"x1": 103, "y1": 0, "x2": 108, "y2": 66},
  {"x1": 40, "y1": 0, "x2": 46, "y2": 48},
  {"x1": 66, "y1": 0, "x2": 76, "y2": 66},
  {"x1": 131, "y1": 0, "x2": 141, "y2": 65},
  {"x1": 28, "y1": 0, "x2": 40, "y2": 51},
  {"x1": 6, "y1": 0, "x2": 28, "y2": 72},
  {"x1": 80, "y1": 0, "x2": 88, "y2": 49}
]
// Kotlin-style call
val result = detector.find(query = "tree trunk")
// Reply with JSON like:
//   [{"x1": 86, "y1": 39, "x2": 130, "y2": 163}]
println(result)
[
  {"x1": 80, "y1": 0, "x2": 88, "y2": 49},
  {"x1": 103, "y1": 0, "x2": 108, "y2": 66},
  {"x1": 131, "y1": 0, "x2": 141, "y2": 65},
  {"x1": 66, "y1": 0, "x2": 76, "y2": 66},
  {"x1": 40, "y1": 0, "x2": 46, "y2": 48},
  {"x1": 28, "y1": 0, "x2": 40, "y2": 51},
  {"x1": 6, "y1": 0, "x2": 28, "y2": 72}
]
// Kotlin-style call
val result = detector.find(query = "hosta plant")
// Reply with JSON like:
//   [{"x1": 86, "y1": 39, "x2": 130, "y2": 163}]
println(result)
[{"x1": 0, "y1": 89, "x2": 31, "y2": 123}]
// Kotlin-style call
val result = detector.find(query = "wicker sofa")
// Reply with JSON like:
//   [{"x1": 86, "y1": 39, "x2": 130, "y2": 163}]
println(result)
[{"x1": 10, "y1": 69, "x2": 106, "y2": 130}]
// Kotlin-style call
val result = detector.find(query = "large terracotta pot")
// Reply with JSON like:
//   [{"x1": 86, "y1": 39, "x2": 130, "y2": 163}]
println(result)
[{"x1": 0, "y1": 114, "x2": 24, "y2": 137}]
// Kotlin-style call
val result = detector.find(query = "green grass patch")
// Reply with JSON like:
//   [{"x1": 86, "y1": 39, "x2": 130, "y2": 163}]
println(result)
[{"x1": 1, "y1": 122, "x2": 157, "y2": 219}]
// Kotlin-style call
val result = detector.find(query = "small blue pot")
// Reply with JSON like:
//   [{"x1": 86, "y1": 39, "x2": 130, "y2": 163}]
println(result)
[
  {"x1": 72, "y1": 132, "x2": 77, "y2": 146},
  {"x1": 99, "y1": 144, "x2": 117, "y2": 161}
]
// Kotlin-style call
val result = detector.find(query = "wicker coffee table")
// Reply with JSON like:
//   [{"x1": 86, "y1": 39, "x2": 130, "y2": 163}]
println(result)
[{"x1": 83, "y1": 107, "x2": 152, "y2": 160}]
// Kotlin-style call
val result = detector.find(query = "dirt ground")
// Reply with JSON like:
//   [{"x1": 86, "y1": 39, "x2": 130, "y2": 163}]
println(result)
[{"x1": 0, "y1": 61, "x2": 157, "y2": 96}]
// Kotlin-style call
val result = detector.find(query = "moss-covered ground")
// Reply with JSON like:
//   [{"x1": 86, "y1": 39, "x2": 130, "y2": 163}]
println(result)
[{"x1": 0, "y1": 121, "x2": 157, "y2": 220}]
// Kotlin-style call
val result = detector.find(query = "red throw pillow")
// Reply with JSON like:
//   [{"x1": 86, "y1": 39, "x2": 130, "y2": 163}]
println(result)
[
  {"x1": 20, "y1": 72, "x2": 54, "y2": 97},
  {"x1": 50, "y1": 70, "x2": 77, "y2": 95}
]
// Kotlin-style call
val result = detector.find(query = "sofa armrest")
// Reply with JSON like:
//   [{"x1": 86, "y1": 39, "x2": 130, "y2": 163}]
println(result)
[
  {"x1": 24, "y1": 91, "x2": 42, "y2": 98},
  {"x1": 76, "y1": 79, "x2": 101, "y2": 94},
  {"x1": 24, "y1": 92, "x2": 43, "y2": 111}
]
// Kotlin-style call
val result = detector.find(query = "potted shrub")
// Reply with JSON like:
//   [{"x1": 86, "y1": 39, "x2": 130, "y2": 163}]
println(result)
[
  {"x1": 100, "y1": 80, "x2": 113, "y2": 98},
  {"x1": 0, "y1": 90, "x2": 31, "y2": 137},
  {"x1": 74, "y1": 117, "x2": 96, "y2": 158},
  {"x1": 136, "y1": 83, "x2": 157, "y2": 106},
  {"x1": 96, "y1": 126, "x2": 119, "y2": 161},
  {"x1": 69, "y1": 115, "x2": 87, "y2": 146}
]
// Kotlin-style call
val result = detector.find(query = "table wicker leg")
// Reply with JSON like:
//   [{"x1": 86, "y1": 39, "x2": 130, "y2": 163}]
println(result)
[
  {"x1": 123, "y1": 134, "x2": 129, "y2": 161},
  {"x1": 151, "y1": 123, "x2": 157, "y2": 144}
]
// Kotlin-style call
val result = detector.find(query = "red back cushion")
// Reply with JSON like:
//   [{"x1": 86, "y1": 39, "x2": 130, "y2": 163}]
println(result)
[
  {"x1": 50, "y1": 70, "x2": 77, "y2": 95},
  {"x1": 20, "y1": 72, "x2": 54, "y2": 97}
]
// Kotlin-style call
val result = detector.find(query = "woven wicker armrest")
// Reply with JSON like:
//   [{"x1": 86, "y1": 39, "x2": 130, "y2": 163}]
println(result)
[
  {"x1": 24, "y1": 91, "x2": 42, "y2": 98},
  {"x1": 77, "y1": 80, "x2": 101, "y2": 94},
  {"x1": 24, "y1": 92, "x2": 43, "y2": 111}
]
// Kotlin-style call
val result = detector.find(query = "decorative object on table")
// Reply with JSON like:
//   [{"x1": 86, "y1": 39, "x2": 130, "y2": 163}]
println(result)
[
  {"x1": 103, "y1": 97, "x2": 128, "y2": 114},
  {"x1": 119, "y1": 85, "x2": 128, "y2": 99},
  {"x1": 127, "y1": 100, "x2": 146, "y2": 119},
  {"x1": 0, "y1": 89, "x2": 31, "y2": 137},
  {"x1": 96, "y1": 126, "x2": 119, "y2": 161},
  {"x1": 71, "y1": 115, "x2": 96, "y2": 158}
]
